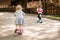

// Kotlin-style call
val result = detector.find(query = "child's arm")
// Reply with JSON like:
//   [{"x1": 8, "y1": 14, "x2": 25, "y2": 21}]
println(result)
[
  {"x1": 42, "y1": 8, "x2": 43, "y2": 12},
  {"x1": 36, "y1": 8, "x2": 38, "y2": 12},
  {"x1": 22, "y1": 11, "x2": 25, "y2": 16}
]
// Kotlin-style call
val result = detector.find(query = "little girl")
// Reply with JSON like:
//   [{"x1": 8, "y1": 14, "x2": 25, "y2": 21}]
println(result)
[
  {"x1": 14, "y1": 5, "x2": 25, "y2": 35},
  {"x1": 37, "y1": 5, "x2": 43, "y2": 23}
]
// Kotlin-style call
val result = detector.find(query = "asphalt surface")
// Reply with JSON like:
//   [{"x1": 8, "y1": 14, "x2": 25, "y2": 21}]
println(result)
[{"x1": 0, "y1": 12, "x2": 60, "y2": 40}]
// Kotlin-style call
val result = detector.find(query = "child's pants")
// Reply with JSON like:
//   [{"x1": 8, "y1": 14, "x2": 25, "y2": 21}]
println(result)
[{"x1": 38, "y1": 13, "x2": 41, "y2": 20}]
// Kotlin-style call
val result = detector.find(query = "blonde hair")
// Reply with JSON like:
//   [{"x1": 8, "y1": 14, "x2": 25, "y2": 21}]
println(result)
[{"x1": 16, "y1": 5, "x2": 23, "y2": 10}]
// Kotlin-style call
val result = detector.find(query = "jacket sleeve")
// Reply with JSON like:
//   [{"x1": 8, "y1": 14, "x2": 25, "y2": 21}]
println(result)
[{"x1": 22, "y1": 11, "x2": 25, "y2": 16}]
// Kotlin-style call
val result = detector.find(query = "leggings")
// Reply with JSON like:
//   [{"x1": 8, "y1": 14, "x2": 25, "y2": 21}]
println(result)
[{"x1": 38, "y1": 14, "x2": 41, "y2": 20}]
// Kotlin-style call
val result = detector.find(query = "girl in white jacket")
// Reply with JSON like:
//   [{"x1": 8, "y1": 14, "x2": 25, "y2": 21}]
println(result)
[{"x1": 14, "y1": 5, "x2": 25, "y2": 35}]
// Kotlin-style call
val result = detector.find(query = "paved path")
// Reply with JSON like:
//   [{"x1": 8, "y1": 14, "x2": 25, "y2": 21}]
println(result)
[{"x1": 0, "y1": 12, "x2": 60, "y2": 40}]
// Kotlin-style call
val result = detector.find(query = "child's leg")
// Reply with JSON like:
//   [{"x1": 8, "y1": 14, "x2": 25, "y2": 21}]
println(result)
[
  {"x1": 14, "y1": 24, "x2": 18, "y2": 33},
  {"x1": 15, "y1": 24, "x2": 22, "y2": 30},
  {"x1": 16, "y1": 24, "x2": 19, "y2": 29},
  {"x1": 39, "y1": 14, "x2": 41, "y2": 20},
  {"x1": 18, "y1": 25, "x2": 23, "y2": 34},
  {"x1": 39, "y1": 14, "x2": 42, "y2": 23},
  {"x1": 19, "y1": 24, "x2": 22, "y2": 28},
  {"x1": 38, "y1": 14, "x2": 41, "y2": 20}
]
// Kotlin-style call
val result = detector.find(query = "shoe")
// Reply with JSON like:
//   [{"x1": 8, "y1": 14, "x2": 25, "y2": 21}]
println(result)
[
  {"x1": 14, "y1": 29, "x2": 18, "y2": 33},
  {"x1": 39, "y1": 20, "x2": 42, "y2": 23},
  {"x1": 18, "y1": 28, "x2": 23, "y2": 35}
]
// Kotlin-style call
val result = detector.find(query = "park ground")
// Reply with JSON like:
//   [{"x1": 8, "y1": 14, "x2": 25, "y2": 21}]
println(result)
[{"x1": 0, "y1": 12, "x2": 60, "y2": 40}]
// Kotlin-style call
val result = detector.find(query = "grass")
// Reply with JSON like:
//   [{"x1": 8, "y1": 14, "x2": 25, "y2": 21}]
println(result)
[{"x1": 43, "y1": 15, "x2": 60, "y2": 20}]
